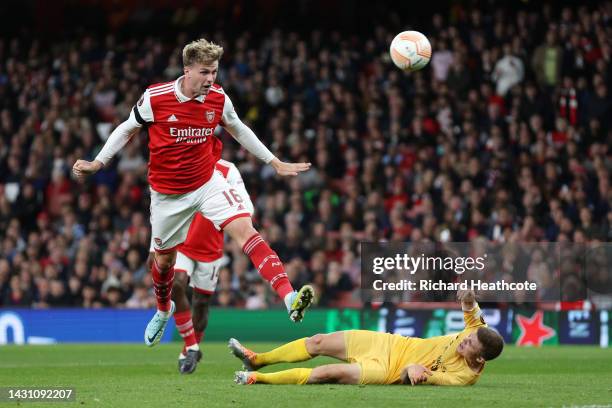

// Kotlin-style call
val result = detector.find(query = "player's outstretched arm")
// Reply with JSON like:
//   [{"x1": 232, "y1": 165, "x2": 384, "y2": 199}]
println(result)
[
  {"x1": 221, "y1": 95, "x2": 311, "y2": 177},
  {"x1": 457, "y1": 289, "x2": 486, "y2": 329},
  {"x1": 72, "y1": 112, "x2": 141, "y2": 180}
]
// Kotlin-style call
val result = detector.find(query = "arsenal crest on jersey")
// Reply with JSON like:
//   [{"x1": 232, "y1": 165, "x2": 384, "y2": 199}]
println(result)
[{"x1": 206, "y1": 110, "x2": 215, "y2": 123}]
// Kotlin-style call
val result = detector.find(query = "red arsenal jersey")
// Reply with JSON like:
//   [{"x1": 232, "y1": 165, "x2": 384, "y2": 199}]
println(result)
[{"x1": 133, "y1": 78, "x2": 227, "y2": 194}]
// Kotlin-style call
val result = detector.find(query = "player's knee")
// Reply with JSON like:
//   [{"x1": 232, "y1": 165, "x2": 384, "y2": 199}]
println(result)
[
  {"x1": 309, "y1": 366, "x2": 329, "y2": 383},
  {"x1": 174, "y1": 272, "x2": 189, "y2": 288},
  {"x1": 154, "y1": 252, "x2": 176, "y2": 271},
  {"x1": 313, "y1": 365, "x2": 358, "y2": 384},
  {"x1": 171, "y1": 277, "x2": 188, "y2": 301},
  {"x1": 305, "y1": 334, "x2": 326, "y2": 355},
  {"x1": 193, "y1": 293, "x2": 211, "y2": 308},
  {"x1": 322, "y1": 366, "x2": 338, "y2": 381},
  {"x1": 225, "y1": 218, "x2": 256, "y2": 247},
  {"x1": 311, "y1": 365, "x2": 340, "y2": 383},
  {"x1": 193, "y1": 317, "x2": 208, "y2": 333},
  {"x1": 338, "y1": 366, "x2": 360, "y2": 384}
]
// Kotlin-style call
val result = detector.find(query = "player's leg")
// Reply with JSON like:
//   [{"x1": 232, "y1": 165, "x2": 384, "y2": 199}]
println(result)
[
  {"x1": 144, "y1": 249, "x2": 178, "y2": 346},
  {"x1": 178, "y1": 258, "x2": 218, "y2": 373},
  {"x1": 197, "y1": 172, "x2": 314, "y2": 322},
  {"x1": 172, "y1": 268, "x2": 191, "y2": 317},
  {"x1": 224, "y1": 216, "x2": 314, "y2": 321},
  {"x1": 305, "y1": 332, "x2": 348, "y2": 360},
  {"x1": 146, "y1": 248, "x2": 176, "y2": 316},
  {"x1": 189, "y1": 258, "x2": 220, "y2": 346},
  {"x1": 152, "y1": 250, "x2": 177, "y2": 312},
  {"x1": 177, "y1": 290, "x2": 210, "y2": 373},
  {"x1": 234, "y1": 363, "x2": 360, "y2": 385},
  {"x1": 145, "y1": 188, "x2": 197, "y2": 346},
  {"x1": 171, "y1": 252, "x2": 201, "y2": 374},
  {"x1": 222, "y1": 216, "x2": 292, "y2": 299},
  {"x1": 307, "y1": 363, "x2": 361, "y2": 384},
  {"x1": 229, "y1": 332, "x2": 347, "y2": 370},
  {"x1": 191, "y1": 290, "x2": 212, "y2": 345}
]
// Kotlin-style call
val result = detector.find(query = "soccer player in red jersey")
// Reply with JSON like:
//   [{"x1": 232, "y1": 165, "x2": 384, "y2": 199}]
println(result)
[
  {"x1": 148, "y1": 141, "x2": 255, "y2": 374},
  {"x1": 73, "y1": 39, "x2": 315, "y2": 350}
]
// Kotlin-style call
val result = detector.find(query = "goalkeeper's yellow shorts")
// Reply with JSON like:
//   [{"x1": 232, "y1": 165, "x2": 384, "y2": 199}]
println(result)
[{"x1": 344, "y1": 330, "x2": 408, "y2": 385}]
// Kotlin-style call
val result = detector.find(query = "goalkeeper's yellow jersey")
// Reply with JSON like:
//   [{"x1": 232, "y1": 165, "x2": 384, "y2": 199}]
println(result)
[
  {"x1": 393, "y1": 304, "x2": 486, "y2": 385},
  {"x1": 345, "y1": 304, "x2": 486, "y2": 385}
]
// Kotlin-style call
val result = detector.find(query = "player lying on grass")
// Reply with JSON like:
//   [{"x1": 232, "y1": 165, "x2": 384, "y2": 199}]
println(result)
[{"x1": 229, "y1": 289, "x2": 503, "y2": 386}]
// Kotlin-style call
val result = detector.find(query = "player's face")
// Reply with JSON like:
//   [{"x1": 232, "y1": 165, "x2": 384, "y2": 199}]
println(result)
[
  {"x1": 456, "y1": 332, "x2": 483, "y2": 359},
  {"x1": 185, "y1": 61, "x2": 218, "y2": 96}
]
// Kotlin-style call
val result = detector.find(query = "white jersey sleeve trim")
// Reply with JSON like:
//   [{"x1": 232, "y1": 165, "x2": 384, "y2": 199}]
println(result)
[
  {"x1": 94, "y1": 110, "x2": 141, "y2": 165},
  {"x1": 221, "y1": 94, "x2": 275, "y2": 164}
]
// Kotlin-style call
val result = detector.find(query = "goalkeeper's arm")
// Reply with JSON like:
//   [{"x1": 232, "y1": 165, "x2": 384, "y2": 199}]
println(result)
[
  {"x1": 457, "y1": 289, "x2": 486, "y2": 330},
  {"x1": 457, "y1": 289, "x2": 476, "y2": 311}
]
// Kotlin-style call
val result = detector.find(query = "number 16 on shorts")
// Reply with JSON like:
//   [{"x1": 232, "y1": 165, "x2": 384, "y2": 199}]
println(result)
[{"x1": 222, "y1": 188, "x2": 243, "y2": 207}]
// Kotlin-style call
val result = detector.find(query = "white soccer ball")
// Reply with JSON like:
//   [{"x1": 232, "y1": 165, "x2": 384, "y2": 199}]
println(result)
[{"x1": 389, "y1": 31, "x2": 432, "y2": 72}]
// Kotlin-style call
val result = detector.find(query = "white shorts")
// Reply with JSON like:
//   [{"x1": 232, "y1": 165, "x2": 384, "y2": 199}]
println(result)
[
  {"x1": 150, "y1": 170, "x2": 250, "y2": 252},
  {"x1": 174, "y1": 251, "x2": 226, "y2": 294}
]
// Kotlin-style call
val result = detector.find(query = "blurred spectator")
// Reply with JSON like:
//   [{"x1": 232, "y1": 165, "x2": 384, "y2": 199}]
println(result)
[
  {"x1": 245, "y1": 282, "x2": 268, "y2": 310},
  {"x1": 492, "y1": 43, "x2": 525, "y2": 96},
  {"x1": 126, "y1": 284, "x2": 155, "y2": 309},
  {"x1": 532, "y1": 30, "x2": 563, "y2": 88}
]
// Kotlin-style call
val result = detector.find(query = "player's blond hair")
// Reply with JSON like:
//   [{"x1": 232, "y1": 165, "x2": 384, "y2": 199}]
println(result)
[{"x1": 182, "y1": 39, "x2": 224, "y2": 66}]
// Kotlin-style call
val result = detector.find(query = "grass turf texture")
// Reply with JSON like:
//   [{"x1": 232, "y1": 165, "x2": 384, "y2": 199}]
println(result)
[{"x1": 0, "y1": 343, "x2": 610, "y2": 408}]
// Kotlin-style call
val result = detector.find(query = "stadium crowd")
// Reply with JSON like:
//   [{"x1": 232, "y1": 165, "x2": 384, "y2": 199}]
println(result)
[{"x1": 0, "y1": 2, "x2": 610, "y2": 309}]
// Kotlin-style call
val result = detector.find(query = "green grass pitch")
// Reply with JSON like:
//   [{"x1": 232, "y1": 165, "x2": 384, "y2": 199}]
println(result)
[{"x1": 1, "y1": 343, "x2": 611, "y2": 407}]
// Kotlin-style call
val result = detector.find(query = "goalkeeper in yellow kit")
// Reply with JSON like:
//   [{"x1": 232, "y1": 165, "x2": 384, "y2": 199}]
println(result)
[{"x1": 230, "y1": 290, "x2": 503, "y2": 386}]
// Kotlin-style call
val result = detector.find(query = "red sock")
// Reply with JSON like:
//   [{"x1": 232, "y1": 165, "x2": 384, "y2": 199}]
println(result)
[
  {"x1": 243, "y1": 233, "x2": 294, "y2": 299},
  {"x1": 151, "y1": 258, "x2": 175, "y2": 312},
  {"x1": 174, "y1": 310, "x2": 197, "y2": 349}
]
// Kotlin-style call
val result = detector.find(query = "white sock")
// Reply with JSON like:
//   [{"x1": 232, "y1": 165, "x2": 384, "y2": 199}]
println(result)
[
  {"x1": 186, "y1": 344, "x2": 200, "y2": 352},
  {"x1": 178, "y1": 352, "x2": 186, "y2": 360},
  {"x1": 283, "y1": 291, "x2": 296, "y2": 311}
]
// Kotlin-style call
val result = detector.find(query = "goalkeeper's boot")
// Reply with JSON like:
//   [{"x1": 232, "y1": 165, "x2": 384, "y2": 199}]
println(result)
[
  {"x1": 288, "y1": 285, "x2": 315, "y2": 322},
  {"x1": 144, "y1": 301, "x2": 175, "y2": 347},
  {"x1": 228, "y1": 338, "x2": 260, "y2": 370},
  {"x1": 234, "y1": 371, "x2": 256, "y2": 385},
  {"x1": 178, "y1": 349, "x2": 202, "y2": 374}
]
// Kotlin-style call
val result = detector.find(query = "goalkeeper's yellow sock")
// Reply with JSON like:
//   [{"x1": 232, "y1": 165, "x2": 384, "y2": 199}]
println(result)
[
  {"x1": 254, "y1": 368, "x2": 312, "y2": 385},
  {"x1": 253, "y1": 338, "x2": 311, "y2": 366}
]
